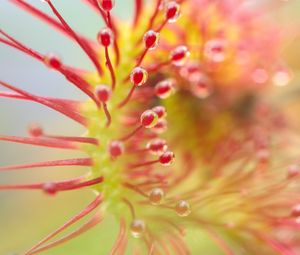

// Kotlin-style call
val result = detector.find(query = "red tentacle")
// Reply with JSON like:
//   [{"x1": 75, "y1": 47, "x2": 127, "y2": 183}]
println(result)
[
  {"x1": 24, "y1": 194, "x2": 103, "y2": 255},
  {"x1": 0, "y1": 80, "x2": 87, "y2": 125},
  {"x1": 110, "y1": 218, "x2": 126, "y2": 255},
  {"x1": 28, "y1": 213, "x2": 103, "y2": 255},
  {"x1": 46, "y1": 135, "x2": 98, "y2": 145},
  {"x1": 0, "y1": 158, "x2": 92, "y2": 172},
  {"x1": 0, "y1": 135, "x2": 78, "y2": 150},
  {"x1": 204, "y1": 226, "x2": 235, "y2": 255},
  {"x1": 83, "y1": 0, "x2": 120, "y2": 65},
  {"x1": 45, "y1": 0, "x2": 104, "y2": 76},
  {"x1": 133, "y1": 0, "x2": 143, "y2": 28},
  {"x1": 0, "y1": 30, "x2": 100, "y2": 106},
  {"x1": 0, "y1": 29, "x2": 44, "y2": 60},
  {"x1": 0, "y1": 176, "x2": 82, "y2": 191}
]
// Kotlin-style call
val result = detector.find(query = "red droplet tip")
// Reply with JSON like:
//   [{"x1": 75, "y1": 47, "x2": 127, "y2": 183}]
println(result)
[
  {"x1": 99, "y1": 0, "x2": 115, "y2": 11},
  {"x1": 130, "y1": 67, "x2": 148, "y2": 86},
  {"x1": 143, "y1": 30, "x2": 160, "y2": 50},
  {"x1": 140, "y1": 109, "x2": 158, "y2": 128},
  {"x1": 95, "y1": 84, "x2": 112, "y2": 102},
  {"x1": 159, "y1": 151, "x2": 175, "y2": 166},
  {"x1": 97, "y1": 27, "x2": 114, "y2": 47},
  {"x1": 108, "y1": 140, "x2": 124, "y2": 158},
  {"x1": 152, "y1": 106, "x2": 166, "y2": 119}
]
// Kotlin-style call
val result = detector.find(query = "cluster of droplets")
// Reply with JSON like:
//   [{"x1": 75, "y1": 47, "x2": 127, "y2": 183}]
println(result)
[
  {"x1": 0, "y1": 0, "x2": 201, "y2": 252},
  {"x1": 87, "y1": 0, "x2": 192, "y2": 240}
]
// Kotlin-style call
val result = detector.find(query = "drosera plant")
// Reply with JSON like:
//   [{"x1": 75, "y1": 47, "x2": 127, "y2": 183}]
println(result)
[
  {"x1": 0, "y1": 0, "x2": 192, "y2": 254},
  {"x1": 1, "y1": 0, "x2": 300, "y2": 255}
]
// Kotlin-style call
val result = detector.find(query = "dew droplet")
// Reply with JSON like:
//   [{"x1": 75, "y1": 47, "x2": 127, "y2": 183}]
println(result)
[
  {"x1": 44, "y1": 54, "x2": 62, "y2": 69},
  {"x1": 180, "y1": 62, "x2": 200, "y2": 81},
  {"x1": 130, "y1": 219, "x2": 146, "y2": 238},
  {"x1": 155, "y1": 79, "x2": 176, "y2": 99},
  {"x1": 147, "y1": 138, "x2": 168, "y2": 155},
  {"x1": 152, "y1": 119, "x2": 168, "y2": 134},
  {"x1": 95, "y1": 84, "x2": 112, "y2": 102},
  {"x1": 272, "y1": 69, "x2": 291, "y2": 87},
  {"x1": 291, "y1": 204, "x2": 300, "y2": 218},
  {"x1": 108, "y1": 140, "x2": 124, "y2": 158},
  {"x1": 130, "y1": 67, "x2": 148, "y2": 86},
  {"x1": 43, "y1": 182, "x2": 57, "y2": 196},
  {"x1": 143, "y1": 30, "x2": 160, "y2": 50},
  {"x1": 152, "y1": 106, "x2": 166, "y2": 119},
  {"x1": 204, "y1": 39, "x2": 226, "y2": 63},
  {"x1": 190, "y1": 73, "x2": 213, "y2": 99},
  {"x1": 140, "y1": 110, "x2": 158, "y2": 128},
  {"x1": 99, "y1": 0, "x2": 115, "y2": 11},
  {"x1": 287, "y1": 164, "x2": 300, "y2": 179},
  {"x1": 175, "y1": 200, "x2": 191, "y2": 217},
  {"x1": 165, "y1": 1, "x2": 181, "y2": 23},
  {"x1": 97, "y1": 27, "x2": 114, "y2": 47},
  {"x1": 149, "y1": 188, "x2": 164, "y2": 205},
  {"x1": 159, "y1": 151, "x2": 175, "y2": 166},
  {"x1": 28, "y1": 123, "x2": 44, "y2": 137},
  {"x1": 170, "y1": 46, "x2": 190, "y2": 66},
  {"x1": 252, "y1": 68, "x2": 269, "y2": 84}
]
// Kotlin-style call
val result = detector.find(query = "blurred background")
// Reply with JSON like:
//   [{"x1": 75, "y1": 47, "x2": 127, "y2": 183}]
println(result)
[{"x1": 0, "y1": 0, "x2": 300, "y2": 254}]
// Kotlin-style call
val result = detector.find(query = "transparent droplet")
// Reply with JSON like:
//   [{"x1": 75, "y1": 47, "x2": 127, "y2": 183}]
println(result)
[
  {"x1": 287, "y1": 164, "x2": 299, "y2": 179},
  {"x1": 190, "y1": 73, "x2": 213, "y2": 99},
  {"x1": 130, "y1": 67, "x2": 148, "y2": 86},
  {"x1": 143, "y1": 30, "x2": 160, "y2": 50},
  {"x1": 149, "y1": 188, "x2": 164, "y2": 205},
  {"x1": 165, "y1": 1, "x2": 181, "y2": 23},
  {"x1": 291, "y1": 204, "x2": 300, "y2": 218},
  {"x1": 252, "y1": 68, "x2": 269, "y2": 84},
  {"x1": 272, "y1": 70, "x2": 291, "y2": 87},
  {"x1": 175, "y1": 200, "x2": 191, "y2": 217},
  {"x1": 152, "y1": 119, "x2": 168, "y2": 134},
  {"x1": 130, "y1": 219, "x2": 146, "y2": 238},
  {"x1": 146, "y1": 138, "x2": 168, "y2": 155},
  {"x1": 97, "y1": 27, "x2": 114, "y2": 47},
  {"x1": 159, "y1": 151, "x2": 175, "y2": 166},
  {"x1": 140, "y1": 110, "x2": 158, "y2": 128},
  {"x1": 170, "y1": 46, "x2": 190, "y2": 66},
  {"x1": 155, "y1": 79, "x2": 176, "y2": 99},
  {"x1": 204, "y1": 39, "x2": 226, "y2": 63}
]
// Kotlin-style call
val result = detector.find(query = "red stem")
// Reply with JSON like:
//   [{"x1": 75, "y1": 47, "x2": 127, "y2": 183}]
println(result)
[
  {"x1": 0, "y1": 30, "x2": 44, "y2": 60},
  {"x1": 10, "y1": 0, "x2": 94, "y2": 46},
  {"x1": 28, "y1": 213, "x2": 103, "y2": 255},
  {"x1": 105, "y1": 47, "x2": 116, "y2": 90},
  {"x1": 118, "y1": 84, "x2": 137, "y2": 108},
  {"x1": 133, "y1": 0, "x2": 143, "y2": 28},
  {"x1": 156, "y1": 19, "x2": 168, "y2": 33},
  {"x1": 0, "y1": 31, "x2": 100, "y2": 107},
  {"x1": 147, "y1": 60, "x2": 170, "y2": 73},
  {"x1": 136, "y1": 48, "x2": 149, "y2": 67},
  {"x1": 130, "y1": 160, "x2": 159, "y2": 169},
  {"x1": 148, "y1": 0, "x2": 162, "y2": 30},
  {"x1": 0, "y1": 176, "x2": 103, "y2": 192},
  {"x1": 46, "y1": 135, "x2": 98, "y2": 145},
  {"x1": 0, "y1": 135, "x2": 78, "y2": 150},
  {"x1": 0, "y1": 158, "x2": 92, "y2": 171},
  {"x1": 109, "y1": 218, "x2": 126, "y2": 255},
  {"x1": 24, "y1": 195, "x2": 103, "y2": 255},
  {"x1": 0, "y1": 80, "x2": 88, "y2": 125},
  {"x1": 120, "y1": 126, "x2": 143, "y2": 141},
  {"x1": 46, "y1": 0, "x2": 104, "y2": 76},
  {"x1": 103, "y1": 103, "x2": 112, "y2": 127},
  {"x1": 85, "y1": 0, "x2": 120, "y2": 65}
]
